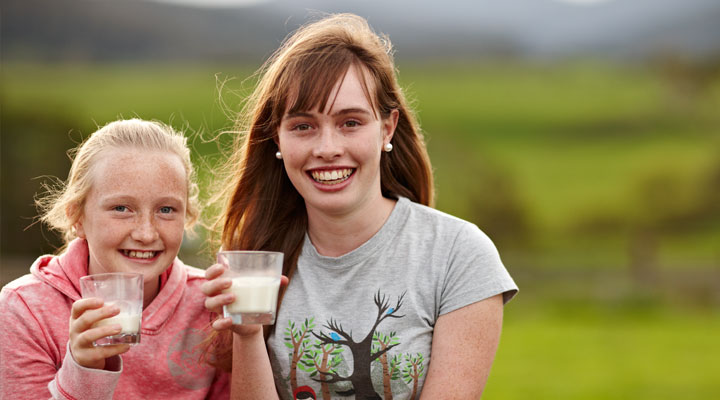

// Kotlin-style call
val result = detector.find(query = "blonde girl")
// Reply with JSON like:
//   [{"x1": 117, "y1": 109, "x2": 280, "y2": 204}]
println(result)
[{"x1": 0, "y1": 119, "x2": 229, "y2": 399}]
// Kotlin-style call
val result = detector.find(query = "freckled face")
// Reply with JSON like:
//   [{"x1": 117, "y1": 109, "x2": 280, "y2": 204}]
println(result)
[
  {"x1": 276, "y1": 66, "x2": 397, "y2": 218},
  {"x1": 75, "y1": 148, "x2": 187, "y2": 296}
]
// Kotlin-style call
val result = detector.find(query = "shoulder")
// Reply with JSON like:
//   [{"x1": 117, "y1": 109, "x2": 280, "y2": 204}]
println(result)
[
  {"x1": 174, "y1": 258, "x2": 208, "y2": 286},
  {"x1": 399, "y1": 199, "x2": 500, "y2": 263},
  {"x1": 0, "y1": 273, "x2": 68, "y2": 328},
  {"x1": 1, "y1": 273, "x2": 47, "y2": 305},
  {"x1": 403, "y1": 199, "x2": 486, "y2": 240}
]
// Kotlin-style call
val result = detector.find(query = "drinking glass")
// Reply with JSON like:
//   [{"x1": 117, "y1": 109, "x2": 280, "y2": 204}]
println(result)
[
  {"x1": 217, "y1": 251, "x2": 283, "y2": 325},
  {"x1": 80, "y1": 272, "x2": 143, "y2": 346}
]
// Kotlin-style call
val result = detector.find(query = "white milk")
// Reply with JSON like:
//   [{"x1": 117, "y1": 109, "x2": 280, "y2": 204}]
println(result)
[
  {"x1": 225, "y1": 276, "x2": 280, "y2": 313},
  {"x1": 93, "y1": 313, "x2": 141, "y2": 334}
]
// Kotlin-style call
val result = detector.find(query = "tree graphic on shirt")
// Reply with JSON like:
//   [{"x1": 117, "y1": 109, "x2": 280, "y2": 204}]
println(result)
[
  {"x1": 283, "y1": 317, "x2": 315, "y2": 393},
  {"x1": 311, "y1": 290, "x2": 406, "y2": 399},
  {"x1": 372, "y1": 331, "x2": 401, "y2": 400},
  {"x1": 298, "y1": 340, "x2": 343, "y2": 400},
  {"x1": 402, "y1": 353, "x2": 425, "y2": 400}
]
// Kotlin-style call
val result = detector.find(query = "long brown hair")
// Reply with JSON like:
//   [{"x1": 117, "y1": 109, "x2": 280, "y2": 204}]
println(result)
[{"x1": 206, "y1": 13, "x2": 434, "y2": 370}]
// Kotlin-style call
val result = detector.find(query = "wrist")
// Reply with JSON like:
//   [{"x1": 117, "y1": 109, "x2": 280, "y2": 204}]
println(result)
[{"x1": 232, "y1": 324, "x2": 264, "y2": 338}]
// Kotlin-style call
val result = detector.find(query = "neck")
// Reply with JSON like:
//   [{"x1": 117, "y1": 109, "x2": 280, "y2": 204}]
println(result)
[
  {"x1": 306, "y1": 196, "x2": 396, "y2": 257},
  {"x1": 143, "y1": 277, "x2": 160, "y2": 309}
]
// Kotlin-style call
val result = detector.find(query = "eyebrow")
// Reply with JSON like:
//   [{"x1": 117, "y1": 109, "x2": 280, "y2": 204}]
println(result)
[
  {"x1": 283, "y1": 107, "x2": 375, "y2": 120},
  {"x1": 99, "y1": 195, "x2": 185, "y2": 204}
]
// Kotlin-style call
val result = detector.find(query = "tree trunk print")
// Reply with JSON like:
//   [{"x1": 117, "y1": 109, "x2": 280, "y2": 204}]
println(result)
[
  {"x1": 402, "y1": 353, "x2": 425, "y2": 400},
  {"x1": 312, "y1": 290, "x2": 406, "y2": 400},
  {"x1": 285, "y1": 318, "x2": 315, "y2": 393},
  {"x1": 315, "y1": 343, "x2": 339, "y2": 400},
  {"x1": 373, "y1": 332, "x2": 399, "y2": 400}
]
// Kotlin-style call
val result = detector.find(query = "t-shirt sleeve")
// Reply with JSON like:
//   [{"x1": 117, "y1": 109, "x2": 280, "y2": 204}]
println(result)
[{"x1": 438, "y1": 222, "x2": 518, "y2": 316}]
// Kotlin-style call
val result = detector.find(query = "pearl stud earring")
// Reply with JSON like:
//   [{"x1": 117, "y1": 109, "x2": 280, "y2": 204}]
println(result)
[
  {"x1": 275, "y1": 151, "x2": 282, "y2": 159},
  {"x1": 383, "y1": 143, "x2": 393, "y2": 152}
]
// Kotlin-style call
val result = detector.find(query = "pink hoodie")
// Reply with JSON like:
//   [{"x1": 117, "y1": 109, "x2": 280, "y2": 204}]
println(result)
[{"x1": 0, "y1": 239, "x2": 229, "y2": 399}]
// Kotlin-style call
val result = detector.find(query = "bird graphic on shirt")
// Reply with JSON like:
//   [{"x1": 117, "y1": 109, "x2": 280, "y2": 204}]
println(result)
[
  {"x1": 387, "y1": 307, "x2": 394, "y2": 314},
  {"x1": 330, "y1": 332, "x2": 341, "y2": 341}
]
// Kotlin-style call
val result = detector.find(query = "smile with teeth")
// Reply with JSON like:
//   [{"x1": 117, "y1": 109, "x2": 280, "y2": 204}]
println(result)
[
  {"x1": 122, "y1": 250, "x2": 159, "y2": 259},
  {"x1": 310, "y1": 168, "x2": 354, "y2": 184}
]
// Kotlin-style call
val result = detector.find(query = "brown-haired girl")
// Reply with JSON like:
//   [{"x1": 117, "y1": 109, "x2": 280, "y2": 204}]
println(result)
[{"x1": 203, "y1": 14, "x2": 517, "y2": 399}]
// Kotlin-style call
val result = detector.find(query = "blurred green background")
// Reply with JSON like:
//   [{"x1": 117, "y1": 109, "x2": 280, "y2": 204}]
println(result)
[{"x1": 2, "y1": 0, "x2": 719, "y2": 398}]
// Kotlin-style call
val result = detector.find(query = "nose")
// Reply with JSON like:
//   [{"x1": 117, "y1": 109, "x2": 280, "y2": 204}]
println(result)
[
  {"x1": 312, "y1": 125, "x2": 343, "y2": 160},
  {"x1": 131, "y1": 214, "x2": 159, "y2": 243}
]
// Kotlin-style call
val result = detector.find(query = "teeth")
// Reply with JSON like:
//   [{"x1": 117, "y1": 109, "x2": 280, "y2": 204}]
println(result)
[
  {"x1": 124, "y1": 250, "x2": 156, "y2": 259},
  {"x1": 311, "y1": 169, "x2": 352, "y2": 184}
]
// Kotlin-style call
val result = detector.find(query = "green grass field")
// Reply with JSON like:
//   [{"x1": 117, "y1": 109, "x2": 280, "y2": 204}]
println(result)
[
  {"x1": 2, "y1": 60, "x2": 719, "y2": 398},
  {"x1": 485, "y1": 305, "x2": 720, "y2": 399}
]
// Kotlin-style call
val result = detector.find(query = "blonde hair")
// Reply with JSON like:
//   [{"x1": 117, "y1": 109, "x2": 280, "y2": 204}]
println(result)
[{"x1": 37, "y1": 118, "x2": 200, "y2": 243}]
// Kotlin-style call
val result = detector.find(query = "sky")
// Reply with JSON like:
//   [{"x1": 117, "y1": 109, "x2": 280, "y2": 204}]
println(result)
[{"x1": 150, "y1": 0, "x2": 617, "y2": 8}]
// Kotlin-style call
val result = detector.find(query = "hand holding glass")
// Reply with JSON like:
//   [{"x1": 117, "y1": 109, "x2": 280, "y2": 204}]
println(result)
[
  {"x1": 218, "y1": 251, "x2": 283, "y2": 325},
  {"x1": 79, "y1": 272, "x2": 143, "y2": 346}
]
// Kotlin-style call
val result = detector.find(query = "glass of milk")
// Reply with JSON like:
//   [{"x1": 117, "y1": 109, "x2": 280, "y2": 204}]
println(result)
[
  {"x1": 79, "y1": 272, "x2": 143, "y2": 346},
  {"x1": 217, "y1": 251, "x2": 283, "y2": 325}
]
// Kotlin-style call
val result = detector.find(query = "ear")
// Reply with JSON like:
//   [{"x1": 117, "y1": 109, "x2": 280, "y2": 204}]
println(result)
[
  {"x1": 66, "y1": 203, "x2": 86, "y2": 239},
  {"x1": 74, "y1": 221, "x2": 86, "y2": 239},
  {"x1": 382, "y1": 109, "x2": 399, "y2": 146}
]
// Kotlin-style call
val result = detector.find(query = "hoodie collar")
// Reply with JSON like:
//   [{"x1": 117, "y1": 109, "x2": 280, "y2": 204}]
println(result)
[
  {"x1": 31, "y1": 238, "x2": 89, "y2": 301},
  {"x1": 29, "y1": 238, "x2": 188, "y2": 332}
]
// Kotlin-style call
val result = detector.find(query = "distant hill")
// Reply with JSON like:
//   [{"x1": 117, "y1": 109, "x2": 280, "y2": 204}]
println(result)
[{"x1": 2, "y1": 0, "x2": 719, "y2": 62}]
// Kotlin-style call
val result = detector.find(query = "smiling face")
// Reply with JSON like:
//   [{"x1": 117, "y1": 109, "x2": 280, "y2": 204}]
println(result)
[
  {"x1": 276, "y1": 65, "x2": 397, "y2": 219},
  {"x1": 75, "y1": 147, "x2": 187, "y2": 302}
]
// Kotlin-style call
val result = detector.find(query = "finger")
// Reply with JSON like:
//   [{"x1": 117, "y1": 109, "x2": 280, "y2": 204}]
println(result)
[
  {"x1": 80, "y1": 324, "x2": 124, "y2": 347},
  {"x1": 71, "y1": 323, "x2": 123, "y2": 354},
  {"x1": 93, "y1": 344, "x2": 132, "y2": 359},
  {"x1": 211, "y1": 317, "x2": 234, "y2": 332},
  {"x1": 205, "y1": 263, "x2": 226, "y2": 280},
  {"x1": 71, "y1": 298, "x2": 104, "y2": 320},
  {"x1": 200, "y1": 275, "x2": 233, "y2": 297},
  {"x1": 280, "y1": 275, "x2": 289, "y2": 288},
  {"x1": 72, "y1": 341, "x2": 131, "y2": 369},
  {"x1": 71, "y1": 304, "x2": 120, "y2": 334},
  {"x1": 204, "y1": 292, "x2": 235, "y2": 314}
]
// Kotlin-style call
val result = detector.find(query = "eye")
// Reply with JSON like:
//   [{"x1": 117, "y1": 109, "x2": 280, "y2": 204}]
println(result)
[
  {"x1": 292, "y1": 123, "x2": 312, "y2": 131},
  {"x1": 113, "y1": 205, "x2": 128, "y2": 212},
  {"x1": 159, "y1": 206, "x2": 174, "y2": 214},
  {"x1": 343, "y1": 120, "x2": 360, "y2": 128}
]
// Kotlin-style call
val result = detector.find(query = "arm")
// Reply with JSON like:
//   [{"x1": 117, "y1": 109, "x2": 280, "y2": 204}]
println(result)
[
  {"x1": 230, "y1": 328, "x2": 280, "y2": 399},
  {"x1": 0, "y1": 287, "x2": 129, "y2": 400},
  {"x1": 0, "y1": 288, "x2": 61, "y2": 399},
  {"x1": 46, "y1": 298, "x2": 131, "y2": 399},
  {"x1": 202, "y1": 264, "x2": 282, "y2": 399},
  {"x1": 420, "y1": 294, "x2": 504, "y2": 399}
]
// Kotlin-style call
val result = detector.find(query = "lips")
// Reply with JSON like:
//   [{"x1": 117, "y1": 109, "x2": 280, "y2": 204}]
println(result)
[
  {"x1": 309, "y1": 168, "x2": 354, "y2": 184},
  {"x1": 121, "y1": 249, "x2": 160, "y2": 260}
]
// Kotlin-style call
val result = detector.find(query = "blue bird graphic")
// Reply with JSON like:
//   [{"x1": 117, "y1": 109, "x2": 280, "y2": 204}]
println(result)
[
  {"x1": 330, "y1": 332, "x2": 341, "y2": 341},
  {"x1": 387, "y1": 307, "x2": 394, "y2": 314}
]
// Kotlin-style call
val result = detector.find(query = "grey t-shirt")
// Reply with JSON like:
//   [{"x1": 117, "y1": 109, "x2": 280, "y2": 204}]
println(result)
[{"x1": 267, "y1": 197, "x2": 518, "y2": 400}]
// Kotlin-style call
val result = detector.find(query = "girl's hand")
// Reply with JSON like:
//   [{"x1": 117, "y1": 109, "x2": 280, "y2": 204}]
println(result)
[
  {"x1": 201, "y1": 263, "x2": 234, "y2": 316},
  {"x1": 201, "y1": 263, "x2": 288, "y2": 335},
  {"x1": 68, "y1": 298, "x2": 131, "y2": 370}
]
